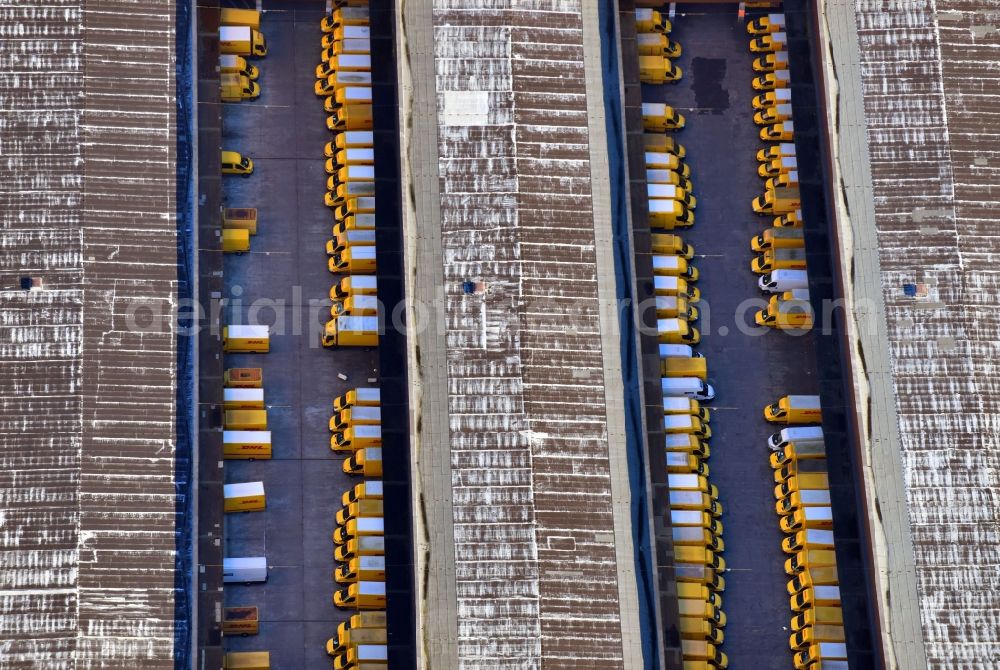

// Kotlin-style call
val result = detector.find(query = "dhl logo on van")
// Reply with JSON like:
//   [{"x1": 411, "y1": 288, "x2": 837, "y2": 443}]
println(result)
[{"x1": 234, "y1": 444, "x2": 268, "y2": 450}]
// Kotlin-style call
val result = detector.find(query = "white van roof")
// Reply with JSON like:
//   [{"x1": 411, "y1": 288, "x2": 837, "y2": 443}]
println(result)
[
  {"x1": 345, "y1": 245, "x2": 376, "y2": 260},
  {"x1": 342, "y1": 130, "x2": 374, "y2": 145},
  {"x1": 337, "y1": 315, "x2": 378, "y2": 331},
  {"x1": 223, "y1": 430, "x2": 272, "y2": 443},
  {"x1": 219, "y1": 25, "x2": 251, "y2": 40},
  {"x1": 788, "y1": 394, "x2": 821, "y2": 408},
  {"x1": 646, "y1": 169, "x2": 677, "y2": 183},
  {"x1": 340, "y1": 25, "x2": 370, "y2": 38},
  {"x1": 353, "y1": 387, "x2": 380, "y2": 402},
  {"x1": 659, "y1": 344, "x2": 693, "y2": 357},
  {"x1": 661, "y1": 377, "x2": 705, "y2": 394},
  {"x1": 346, "y1": 276, "x2": 378, "y2": 290},
  {"x1": 339, "y1": 37, "x2": 371, "y2": 52},
  {"x1": 351, "y1": 425, "x2": 382, "y2": 439},
  {"x1": 797, "y1": 489, "x2": 832, "y2": 505},
  {"x1": 656, "y1": 296, "x2": 680, "y2": 310},
  {"x1": 332, "y1": 71, "x2": 372, "y2": 85},
  {"x1": 357, "y1": 535, "x2": 385, "y2": 550},
  {"x1": 361, "y1": 447, "x2": 382, "y2": 460},
  {"x1": 343, "y1": 147, "x2": 375, "y2": 161},
  {"x1": 648, "y1": 183, "x2": 681, "y2": 198},
  {"x1": 340, "y1": 86, "x2": 373, "y2": 103},
  {"x1": 358, "y1": 581, "x2": 386, "y2": 596},
  {"x1": 645, "y1": 151, "x2": 676, "y2": 165},
  {"x1": 342, "y1": 229, "x2": 376, "y2": 243},
  {"x1": 770, "y1": 269, "x2": 809, "y2": 281},
  {"x1": 223, "y1": 388, "x2": 264, "y2": 401},
  {"x1": 668, "y1": 489, "x2": 702, "y2": 503},
  {"x1": 652, "y1": 255, "x2": 681, "y2": 270},
  {"x1": 812, "y1": 585, "x2": 842, "y2": 600},
  {"x1": 670, "y1": 509, "x2": 704, "y2": 525},
  {"x1": 804, "y1": 529, "x2": 835, "y2": 543},
  {"x1": 664, "y1": 415, "x2": 696, "y2": 430},
  {"x1": 665, "y1": 434, "x2": 697, "y2": 449},
  {"x1": 363, "y1": 480, "x2": 384, "y2": 495},
  {"x1": 358, "y1": 555, "x2": 385, "y2": 570},
  {"x1": 343, "y1": 181, "x2": 376, "y2": 196},
  {"x1": 667, "y1": 473, "x2": 705, "y2": 489},
  {"x1": 642, "y1": 101, "x2": 669, "y2": 115},
  {"x1": 781, "y1": 426, "x2": 824, "y2": 441},
  {"x1": 351, "y1": 213, "x2": 376, "y2": 227},
  {"x1": 223, "y1": 481, "x2": 264, "y2": 498},
  {"x1": 356, "y1": 644, "x2": 388, "y2": 661},
  {"x1": 654, "y1": 275, "x2": 681, "y2": 291},
  {"x1": 665, "y1": 452, "x2": 694, "y2": 466},
  {"x1": 337, "y1": 54, "x2": 372, "y2": 68},
  {"x1": 227, "y1": 324, "x2": 269, "y2": 338},
  {"x1": 346, "y1": 405, "x2": 381, "y2": 421},
  {"x1": 352, "y1": 517, "x2": 384, "y2": 532},
  {"x1": 223, "y1": 556, "x2": 266, "y2": 570},
  {"x1": 663, "y1": 397, "x2": 693, "y2": 412},
  {"x1": 343, "y1": 164, "x2": 376, "y2": 178},
  {"x1": 648, "y1": 199, "x2": 680, "y2": 213},
  {"x1": 802, "y1": 506, "x2": 833, "y2": 521}
]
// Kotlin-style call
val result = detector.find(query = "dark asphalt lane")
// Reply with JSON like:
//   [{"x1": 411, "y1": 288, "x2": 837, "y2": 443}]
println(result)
[
  {"x1": 219, "y1": 5, "x2": 380, "y2": 668},
  {"x1": 644, "y1": 5, "x2": 821, "y2": 668}
]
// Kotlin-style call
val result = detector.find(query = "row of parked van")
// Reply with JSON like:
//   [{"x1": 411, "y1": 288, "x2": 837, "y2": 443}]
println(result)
[
  {"x1": 328, "y1": 386, "x2": 388, "y2": 666},
  {"x1": 316, "y1": 9, "x2": 390, "y2": 665},
  {"x1": 639, "y1": 57, "x2": 701, "y2": 348},
  {"x1": 636, "y1": 8, "x2": 683, "y2": 84},
  {"x1": 746, "y1": 13, "x2": 815, "y2": 332},
  {"x1": 220, "y1": 364, "x2": 271, "y2": 659},
  {"x1": 315, "y1": 7, "x2": 383, "y2": 353},
  {"x1": 217, "y1": 17, "x2": 273, "y2": 662},
  {"x1": 220, "y1": 149, "x2": 257, "y2": 254},
  {"x1": 762, "y1": 396, "x2": 849, "y2": 668},
  {"x1": 217, "y1": 9, "x2": 267, "y2": 255},
  {"x1": 633, "y1": 16, "x2": 729, "y2": 670}
]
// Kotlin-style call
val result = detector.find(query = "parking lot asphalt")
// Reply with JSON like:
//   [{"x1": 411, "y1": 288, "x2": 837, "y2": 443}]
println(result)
[
  {"x1": 218, "y1": 6, "x2": 379, "y2": 668},
  {"x1": 644, "y1": 6, "x2": 821, "y2": 668}
]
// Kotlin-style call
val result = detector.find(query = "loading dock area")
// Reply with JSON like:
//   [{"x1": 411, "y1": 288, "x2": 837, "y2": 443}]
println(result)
[
  {"x1": 641, "y1": 6, "x2": 821, "y2": 667},
  {"x1": 215, "y1": 4, "x2": 379, "y2": 667}
]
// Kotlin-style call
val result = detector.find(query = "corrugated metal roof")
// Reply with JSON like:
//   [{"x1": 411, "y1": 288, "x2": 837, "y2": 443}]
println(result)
[
  {"x1": 0, "y1": 1, "x2": 178, "y2": 665},
  {"x1": 427, "y1": 1, "x2": 633, "y2": 666},
  {"x1": 853, "y1": 2, "x2": 1000, "y2": 665}
]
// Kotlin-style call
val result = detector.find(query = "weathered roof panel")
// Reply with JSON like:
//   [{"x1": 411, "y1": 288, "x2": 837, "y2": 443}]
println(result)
[
  {"x1": 0, "y1": 0, "x2": 179, "y2": 666},
  {"x1": 853, "y1": 0, "x2": 1000, "y2": 665}
]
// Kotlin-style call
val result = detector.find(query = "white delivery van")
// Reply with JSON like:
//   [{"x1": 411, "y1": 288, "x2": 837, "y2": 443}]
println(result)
[
  {"x1": 769, "y1": 426, "x2": 825, "y2": 451},
  {"x1": 223, "y1": 556, "x2": 267, "y2": 583},
  {"x1": 759, "y1": 268, "x2": 809, "y2": 293},
  {"x1": 662, "y1": 376, "x2": 716, "y2": 401},
  {"x1": 659, "y1": 344, "x2": 703, "y2": 358}
]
